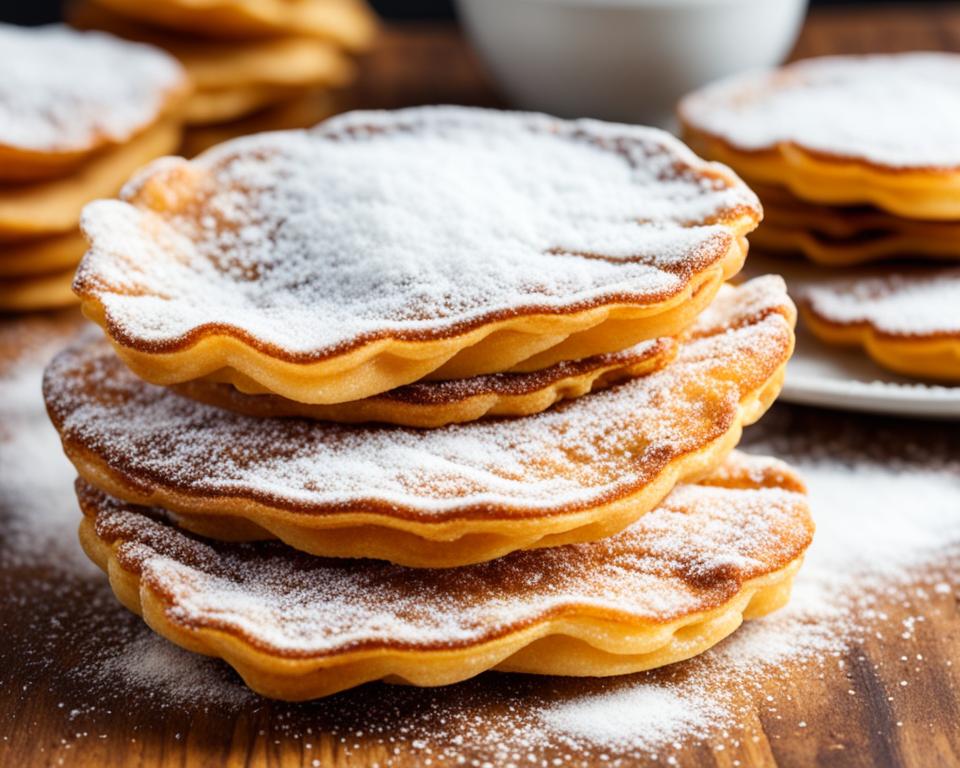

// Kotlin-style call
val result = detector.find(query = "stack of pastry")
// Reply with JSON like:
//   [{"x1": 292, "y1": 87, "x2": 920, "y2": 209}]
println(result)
[
  {"x1": 0, "y1": 23, "x2": 188, "y2": 312},
  {"x1": 45, "y1": 107, "x2": 813, "y2": 700},
  {"x1": 680, "y1": 53, "x2": 960, "y2": 382},
  {"x1": 70, "y1": 0, "x2": 378, "y2": 157}
]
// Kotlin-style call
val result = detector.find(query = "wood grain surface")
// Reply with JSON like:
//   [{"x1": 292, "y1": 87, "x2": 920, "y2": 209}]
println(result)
[{"x1": 2, "y1": 7, "x2": 959, "y2": 767}]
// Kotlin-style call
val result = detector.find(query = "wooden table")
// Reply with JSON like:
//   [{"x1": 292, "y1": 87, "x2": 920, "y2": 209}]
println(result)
[{"x1": 2, "y1": 8, "x2": 959, "y2": 767}]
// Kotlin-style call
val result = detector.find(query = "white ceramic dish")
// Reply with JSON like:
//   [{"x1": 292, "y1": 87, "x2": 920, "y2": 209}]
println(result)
[
  {"x1": 783, "y1": 325, "x2": 960, "y2": 419},
  {"x1": 744, "y1": 254, "x2": 960, "y2": 420},
  {"x1": 455, "y1": 0, "x2": 808, "y2": 127}
]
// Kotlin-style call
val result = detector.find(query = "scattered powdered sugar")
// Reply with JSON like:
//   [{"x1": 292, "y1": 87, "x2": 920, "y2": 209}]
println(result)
[
  {"x1": 504, "y1": 456, "x2": 957, "y2": 758},
  {"x1": 35, "y1": 404, "x2": 955, "y2": 764},
  {"x1": 80, "y1": 450, "x2": 811, "y2": 655},
  {"x1": 432, "y1": 449, "x2": 958, "y2": 762},
  {"x1": 0, "y1": 24, "x2": 185, "y2": 154},
  {"x1": 706, "y1": 460, "x2": 960, "y2": 669},
  {"x1": 45, "y1": 278, "x2": 792, "y2": 516},
  {"x1": 90, "y1": 634, "x2": 254, "y2": 709},
  {"x1": 803, "y1": 268, "x2": 960, "y2": 336},
  {"x1": 63, "y1": 443, "x2": 956, "y2": 765},
  {"x1": 539, "y1": 686, "x2": 724, "y2": 751},
  {"x1": 77, "y1": 106, "x2": 759, "y2": 354},
  {"x1": 0, "y1": 312, "x2": 90, "y2": 571},
  {"x1": 681, "y1": 53, "x2": 960, "y2": 168},
  {"x1": 803, "y1": 462, "x2": 960, "y2": 579}
]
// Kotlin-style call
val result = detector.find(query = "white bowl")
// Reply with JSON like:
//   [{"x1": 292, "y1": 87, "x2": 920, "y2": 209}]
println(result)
[{"x1": 455, "y1": 0, "x2": 808, "y2": 127}]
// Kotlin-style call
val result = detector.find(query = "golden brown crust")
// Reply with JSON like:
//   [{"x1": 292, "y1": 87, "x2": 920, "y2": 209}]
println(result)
[
  {"x1": 70, "y1": 1, "x2": 356, "y2": 126},
  {"x1": 0, "y1": 119, "x2": 182, "y2": 241},
  {"x1": 801, "y1": 272, "x2": 960, "y2": 343},
  {"x1": 681, "y1": 125, "x2": 960, "y2": 221},
  {"x1": 681, "y1": 121, "x2": 959, "y2": 178},
  {"x1": 179, "y1": 91, "x2": 343, "y2": 158},
  {"x1": 0, "y1": 25, "x2": 190, "y2": 182},
  {"x1": 799, "y1": 271, "x2": 960, "y2": 381},
  {"x1": 678, "y1": 55, "x2": 960, "y2": 219},
  {"x1": 71, "y1": 2, "x2": 356, "y2": 89},
  {"x1": 747, "y1": 182, "x2": 960, "y2": 265},
  {"x1": 752, "y1": 224, "x2": 960, "y2": 267},
  {"x1": 74, "y1": 107, "x2": 760, "y2": 403},
  {"x1": 90, "y1": 0, "x2": 380, "y2": 50},
  {"x1": 46, "y1": 278, "x2": 795, "y2": 566},
  {"x1": 678, "y1": 54, "x2": 960, "y2": 175},
  {"x1": 75, "y1": 451, "x2": 812, "y2": 698},
  {"x1": 174, "y1": 337, "x2": 678, "y2": 426}
]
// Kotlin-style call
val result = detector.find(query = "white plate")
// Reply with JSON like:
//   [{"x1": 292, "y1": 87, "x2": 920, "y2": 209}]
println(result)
[{"x1": 744, "y1": 254, "x2": 960, "y2": 419}]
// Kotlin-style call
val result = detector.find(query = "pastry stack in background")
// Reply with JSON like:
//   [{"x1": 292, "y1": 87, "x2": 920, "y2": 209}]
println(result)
[
  {"x1": 44, "y1": 107, "x2": 813, "y2": 700},
  {"x1": 680, "y1": 53, "x2": 960, "y2": 383},
  {"x1": 69, "y1": 0, "x2": 379, "y2": 157},
  {"x1": 0, "y1": 23, "x2": 188, "y2": 312}
]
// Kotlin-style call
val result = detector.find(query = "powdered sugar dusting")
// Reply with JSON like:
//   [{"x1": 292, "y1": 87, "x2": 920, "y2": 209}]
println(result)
[
  {"x1": 81, "y1": 450, "x2": 810, "y2": 655},
  {"x1": 45, "y1": 278, "x2": 793, "y2": 517},
  {"x1": 0, "y1": 24, "x2": 184, "y2": 154},
  {"x1": 322, "y1": 432, "x2": 957, "y2": 762},
  {"x1": 4, "y1": 314, "x2": 957, "y2": 764},
  {"x1": 60, "y1": 419, "x2": 959, "y2": 764},
  {"x1": 681, "y1": 53, "x2": 960, "y2": 169},
  {"x1": 1, "y1": 319, "x2": 956, "y2": 762},
  {"x1": 77, "y1": 106, "x2": 759, "y2": 355},
  {"x1": 803, "y1": 268, "x2": 960, "y2": 336}
]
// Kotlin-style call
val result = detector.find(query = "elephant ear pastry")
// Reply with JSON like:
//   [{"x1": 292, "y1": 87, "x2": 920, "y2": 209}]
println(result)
[
  {"x1": 45, "y1": 276, "x2": 795, "y2": 568},
  {"x1": 0, "y1": 23, "x2": 187, "y2": 182},
  {"x1": 744, "y1": 183, "x2": 960, "y2": 267},
  {"x1": 801, "y1": 268, "x2": 960, "y2": 382},
  {"x1": 680, "y1": 53, "x2": 960, "y2": 220},
  {"x1": 74, "y1": 105, "x2": 761, "y2": 405}
]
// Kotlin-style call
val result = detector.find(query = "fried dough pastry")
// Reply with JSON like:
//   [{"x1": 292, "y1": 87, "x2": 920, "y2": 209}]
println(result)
[
  {"x1": 0, "y1": 120, "x2": 181, "y2": 242},
  {"x1": 0, "y1": 23, "x2": 187, "y2": 183},
  {"x1": 180, "y1": 91, "x2": 342, "y2": 157},
  {"x1": 753, "y1": 221, "x2": 960, "y2": 268},
  {"x1": 89, "y1": 0, "x2": 378, "y2": 51},
  {"x1": 0, "y1": 232, "x2": 87, "y2": 278},
  {"x1": 75, "y1": 107, "x2": 762, "y2": 405},
  {"x1": 176, "y1": 337, "x2": 678, "y2": 427},
  {"x1": 70, "y1": 3, "x2": 355, "y2": 125},
  {"x1": 801, "y1": 269, "x2": 960, "y2": 382},
  {"x1": 0, "y1": 268, "x2": 77, "y2": 312},
  {"x1": 680, "y1": 53, "x2": 960, "y2": 220},
  {"x1": 77, "y1": 451, "x2": 813, "y2": 700},
  {"x1": 749, "y1": 183, "x2": 960, "y2": 266},
  {"x1": 46, "y1": 277, "x2": 794, "y2": 567},
  {"x1": 184, "y1": 84, "x2": 317, "y2": 125}
]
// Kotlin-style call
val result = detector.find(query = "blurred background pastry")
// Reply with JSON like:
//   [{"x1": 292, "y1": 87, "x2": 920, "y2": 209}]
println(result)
[
  {"x1": 0, "y1": 22, "x2": 187, "y2": 311},
  {"x1": 69, "y1": 0, "x2": 378, "y2": 156}
]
